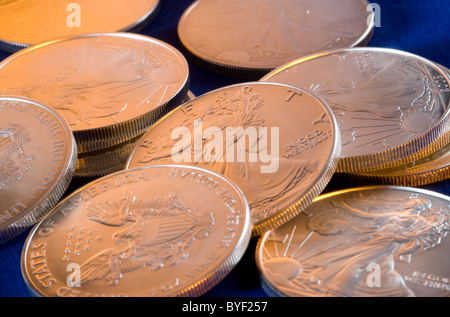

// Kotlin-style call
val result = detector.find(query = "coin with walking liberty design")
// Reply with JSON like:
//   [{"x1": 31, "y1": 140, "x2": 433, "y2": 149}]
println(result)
[
  {"x1": 0, "y1": 96, "x2": 77, "y2": 243},
  {"x1": 21, "y1": 165, "x2": 251, "y2": 297},
  {"x1": 261, "y1": 48, "x2": 450, "y2": 173},
  {"x1": 178, "y1": 0, "x2": 374, "y2": 79},
  {"x1": 336, "y1": 65, "x2": 450, "y2": 186},
  {"x1": 256, "y1": 186, "x2": 450, "y2": 297},
  {"x1": 126, "y1": 82, "x2": 341, "y2": 236},
  {"x1": 0, "y1": 33, "x2": 190, "y2": 153},
  {"x1": 0, "y1": 0, "x2": 161, "y2": 52}
]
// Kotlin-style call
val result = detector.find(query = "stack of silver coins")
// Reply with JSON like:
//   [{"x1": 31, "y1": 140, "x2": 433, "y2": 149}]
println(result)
[
  {"x1": 1, "y1": 0, "x2": 449, "y2": 298},
  {"x1": 0, "y1": 32, "x2": 191, "y2": 178}
]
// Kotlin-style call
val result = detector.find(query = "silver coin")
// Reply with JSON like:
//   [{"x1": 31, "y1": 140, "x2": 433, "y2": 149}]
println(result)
[
  {"x1": 0, "y1": 96, "x2": 77, "y2": 243},
  {"x1": 126, "y1": 82, "x2": 341, "y2": 236},
  {"x1": 178, "y1": 0, "x2": 374, "y2": 79},
  {"x1": 21, "y1": 165, "x2": 251, "y2": 297},
  {"x1": 0, "y1": 0, "x2": 161, "y2": 52},
  {"x1": 262, "y1": 47, "x2": 450, "y2": 173},
  {"x1": 256, "y1": 186, "x2": 450, "y2": 297},
  {"x1": 0, "y1": 33, "x2": 190, "y2": 153}
]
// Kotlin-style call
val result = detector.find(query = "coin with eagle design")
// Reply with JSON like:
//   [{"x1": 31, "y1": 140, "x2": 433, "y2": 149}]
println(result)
[
  {"x1": 0, "y1": 96, "x2": 76, "y2": 243},
  {"x1": 21, "y1": 165, "x2": 251, "y2": 297}
]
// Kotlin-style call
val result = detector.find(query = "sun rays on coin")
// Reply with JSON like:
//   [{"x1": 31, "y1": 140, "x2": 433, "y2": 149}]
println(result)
[{"x1": 262, "y1": 226, "x2": 313, "y2": 282}]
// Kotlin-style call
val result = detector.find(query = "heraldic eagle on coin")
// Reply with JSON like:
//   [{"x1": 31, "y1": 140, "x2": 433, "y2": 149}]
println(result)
[
  {"x1": 0, "y1": 123, "x2": 33, "y2": 189},
  {"x1": 79, "y1": 191, "x2": 214, "y2": 286}
]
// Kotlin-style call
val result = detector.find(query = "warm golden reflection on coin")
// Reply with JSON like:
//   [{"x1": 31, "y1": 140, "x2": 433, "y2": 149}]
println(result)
[
  {"x1": 126, "y1": 82, "x2": 341, "y2": 236},
  {"x1": 0, "y1": 0, "x2": 161, "y2": 52},
  {"x1": 341, "y1": 141, "x2": 450, "y2": 187},
  {"x1": 0, "y1": 96, "x2": 77, "y2": 243},
  {"x1": 262, "y1": 48, "x2": 450, "y2": 173},
  {"x1": 75, "y1": 135, "x2": 142, "y2": 178},
  {"x1": 21, "y1": 165, "x2": 251, "y2": 297},
  {"x1": 178, "y1": 0, "x2": 374, "y2": 78},
  {"x1": 256, "y1": 186, "x2": 450, "y2": 297},
  {"x1": 0, "y1": 33, "x2": 190, "y2": 153}
]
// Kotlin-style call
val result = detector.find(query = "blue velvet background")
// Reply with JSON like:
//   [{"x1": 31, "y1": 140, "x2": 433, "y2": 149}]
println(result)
[{"x1": 0, "y1": 0, "x2": 449, "y2": 298}]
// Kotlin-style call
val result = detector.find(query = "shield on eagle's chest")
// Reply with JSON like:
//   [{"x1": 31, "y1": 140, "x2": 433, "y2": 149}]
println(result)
[
  {"x1": 0, "y1": 131, "x2": 13, "y2": 155},
  {"x1": 140, "y1": 216, "x2": 196, "y2": 245},
  {"x1": 0, "y1": 132, "x2": 17, "y2": 181}
]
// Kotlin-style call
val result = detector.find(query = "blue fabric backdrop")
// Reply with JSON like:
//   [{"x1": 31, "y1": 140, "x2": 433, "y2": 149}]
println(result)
[{"x1": 0, "y1": 0, "x2": 449, "y2": 298}]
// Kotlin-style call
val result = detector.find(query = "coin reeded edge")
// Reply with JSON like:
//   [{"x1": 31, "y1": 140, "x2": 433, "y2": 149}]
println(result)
[
  {"x1": 337, "y1": 123, "x2": 450, "y2": 173},
  {"x1": 74, "y1": 77, "x2": 190, "y2": 153},
  {"x1": 337, "y1": 166, "x2": 450, "y2": 187}
]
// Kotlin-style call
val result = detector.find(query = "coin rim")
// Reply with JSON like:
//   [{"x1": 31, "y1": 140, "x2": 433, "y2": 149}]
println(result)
[
  {"x1": 0, "y1": 95, "x2": 77, "y2": 243},
  {"x1": 261, "y1": 47, "x2": 450, "y2": 173},
  {"x1": 74, "y1": 91, "x2": 197, "y2": 178},
  {"x1": 338, "y1": 140, "x2": 450, "y2": 187},
  {"x1": 20, "y1": 164, "x2": 252, "y2": 297}
]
